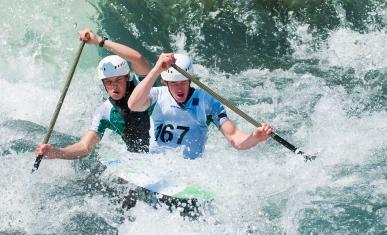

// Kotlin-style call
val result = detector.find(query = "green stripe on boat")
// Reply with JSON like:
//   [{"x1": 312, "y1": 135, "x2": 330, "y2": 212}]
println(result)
[{"x1": 173, "y1": 185, "x2": 214, "y2": 201}]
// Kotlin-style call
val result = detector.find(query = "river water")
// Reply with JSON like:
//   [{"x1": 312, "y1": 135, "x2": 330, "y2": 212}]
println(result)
[{"x1": 0, "y1": 0, "x2": 386, "y2": 234}]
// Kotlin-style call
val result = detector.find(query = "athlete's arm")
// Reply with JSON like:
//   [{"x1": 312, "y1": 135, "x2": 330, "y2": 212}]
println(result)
[
  {"x1": 79, "y1": 28, "x2": 151, "y2": 76},
  {"x1": 219, "y1": 120, "x2": 273, "y2": 150},
  {"x1": 35, "y1": 131, "x2": 101, "y2": 160},
  {"x1": 128, "y1": 53, "x2": 175, "y2": 111}
]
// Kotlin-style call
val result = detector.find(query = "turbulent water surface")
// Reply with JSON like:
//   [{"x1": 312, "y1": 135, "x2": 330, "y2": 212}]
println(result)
[{"x1": 0, "y1": 0, "x2": 386, "y2": 234}]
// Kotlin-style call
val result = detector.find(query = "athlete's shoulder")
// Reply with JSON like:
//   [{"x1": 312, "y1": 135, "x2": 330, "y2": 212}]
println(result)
[
  {"x1": 194, "y1": 88, "x2": 209, "y2": 96},
  {"x1": 154, "y1": 86, "x2": 168, "y2": 92},
  {"x1": 149, "y1": 86, "x2": 168, "y2": 100},
  {"x1": 195, "y1": 88, "x2": 218, "y2": 102},
  {"x1": 96, "y1": 99, "x2": 113, "y2": 109},
  {"x1": 93, "y1": 99, "x2": 113, "y2": 117}
]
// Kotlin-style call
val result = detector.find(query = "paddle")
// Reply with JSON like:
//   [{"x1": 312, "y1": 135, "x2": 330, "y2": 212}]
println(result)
[
  {"x1": 32, "y1": 39, "x2": 87, "y2": 173},
  {"x1": 171, "y1": 64, "x2": 316, "y2": 162}
]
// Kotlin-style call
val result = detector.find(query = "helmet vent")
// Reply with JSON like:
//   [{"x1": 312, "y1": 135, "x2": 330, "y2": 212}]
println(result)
[{"x1": 97, "y1": 55, "x2": 130, "y2": 79}]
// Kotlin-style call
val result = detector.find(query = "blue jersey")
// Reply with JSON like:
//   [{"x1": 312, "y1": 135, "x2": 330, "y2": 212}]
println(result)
[{"x1": 148, "y1": 86, "x2": 228, "y2": 159}]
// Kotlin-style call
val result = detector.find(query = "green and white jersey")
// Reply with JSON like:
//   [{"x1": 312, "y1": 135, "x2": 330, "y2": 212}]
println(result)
[
  {"x1": 89, "y1": 77, "x2": 150, "y2": 152},
  {"x1": 89, "y1": 100, "x2": 125, "y2": 138}
]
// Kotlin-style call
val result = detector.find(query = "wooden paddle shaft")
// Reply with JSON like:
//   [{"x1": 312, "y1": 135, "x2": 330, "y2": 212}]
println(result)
[{"x1": 32, "y1": 40, "x2": 87, "y2": 172}]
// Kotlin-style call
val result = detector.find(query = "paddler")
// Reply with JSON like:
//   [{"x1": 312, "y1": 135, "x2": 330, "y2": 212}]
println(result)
[
  {"x1": 35, "y1": 28, "x2": 151, "y2": 159},
  {"x1": 128, "y1": 53, "x2": 273, "y2": 159}
]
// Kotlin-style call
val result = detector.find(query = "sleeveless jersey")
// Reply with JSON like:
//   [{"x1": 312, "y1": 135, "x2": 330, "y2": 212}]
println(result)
[
  {"x1": 148, "y1": 86, "x2": 228, "y2": 159},
  {"x1": 89, "y1": 76, "x2": 150, "y2": 152}
]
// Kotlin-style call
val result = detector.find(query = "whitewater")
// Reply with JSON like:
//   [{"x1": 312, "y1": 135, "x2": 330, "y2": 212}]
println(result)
[{"x1": 0, "y1": 0, "x2": 385, "y2": 234}]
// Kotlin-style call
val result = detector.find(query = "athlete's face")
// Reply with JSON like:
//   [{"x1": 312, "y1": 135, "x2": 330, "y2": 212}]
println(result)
[
  {"x1": 102, "y1": 75, "x2": 129, "y2": 100},
  {"x1": 166, "y1": 80, "x2": 190, "y2": 103}
]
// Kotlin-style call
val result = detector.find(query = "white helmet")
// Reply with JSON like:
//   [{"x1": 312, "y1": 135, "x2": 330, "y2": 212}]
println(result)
[
  {"x1": 161, "y1": 54, "x2": 193, "y2": 81},
  {"x1": 97, "y1": 55, "x2": 130, "y2": 80}
]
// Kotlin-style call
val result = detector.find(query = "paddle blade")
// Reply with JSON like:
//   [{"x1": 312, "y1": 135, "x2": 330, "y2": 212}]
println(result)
[
  {"x1": 32, "y1": 155, "x2": 43, "y2": 173},
  {"x1": 270, "y1": 133, "x2": 317, "y2": 162},
  {"x1": 296, "y1": 150, "x2": 317, "y2": 162}
]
